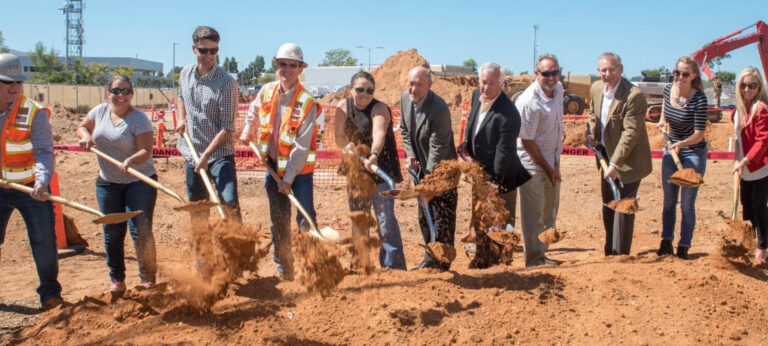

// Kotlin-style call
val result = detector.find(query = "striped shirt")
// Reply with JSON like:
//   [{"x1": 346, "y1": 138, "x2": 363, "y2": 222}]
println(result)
[
  {"x1": 663, "y1": 84, "x2": 707, "y2": 152},
  {"x1": 0, "y1": 104, "x2": 54, "y2": 187},
  {"x1": 176, "y1": 64, "x2": 238, "y2": 163}
]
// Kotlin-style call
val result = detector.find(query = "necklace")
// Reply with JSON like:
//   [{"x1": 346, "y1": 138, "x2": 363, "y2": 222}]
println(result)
[{"x1": 674, "y1": 96, "x2": 688, "y2": 107}]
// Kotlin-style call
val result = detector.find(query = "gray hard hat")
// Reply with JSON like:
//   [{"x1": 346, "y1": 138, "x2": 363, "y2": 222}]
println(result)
[{"x1": 0, "y1": 53, "x2": 28, "y2": 82}]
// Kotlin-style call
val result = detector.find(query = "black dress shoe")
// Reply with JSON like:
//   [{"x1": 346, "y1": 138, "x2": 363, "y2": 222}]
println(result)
[
  {"x1": 676, "y1": 246, "x2": 689, "y2": 260},
  {"x1": 657, "y1": 239, "x2": 674, "y2": 256}
]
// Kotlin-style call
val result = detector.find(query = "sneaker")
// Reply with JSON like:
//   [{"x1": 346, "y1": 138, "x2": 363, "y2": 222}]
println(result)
[
  {"x1": 657, "y1": 239, "x2": 674, "y2": 256},
  {"x1": 41, "y1": 297, "x2": 64, "y2": 311},
  {"x1": 109, "y1": 281, "x2": 126, "y2": 293}
]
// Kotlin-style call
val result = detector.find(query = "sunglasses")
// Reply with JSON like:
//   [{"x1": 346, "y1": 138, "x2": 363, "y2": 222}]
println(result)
[
  {"x1": 354, "y1": 87, "x2": 375, "y2": 94},
  {"x1": 538, "y1": 69, "x2": 561, "y2": 78},
  {"x1": 195, "y1": 46, "x2": 219, "y2": 55},
  {"x1": 741, "y1": 82, "x2": 760, "y2": 90},
  {"x1": 278, "y1": 61, "x2": 299, "y2": 69},
  {"x1": 673, "y1": 70, "x2": 692, "y2": 78},
  {"x1": 109, "y1": 87, "x2": 133, "y2": 95},
  {"x1": 0, "y1": 80, "x2": 23, "y2": 85}
]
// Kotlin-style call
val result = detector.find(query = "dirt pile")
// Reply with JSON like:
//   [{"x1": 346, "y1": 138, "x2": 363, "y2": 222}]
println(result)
[
  {"x1": 166, "y1": 219, "x2": 269, "y2": 310},
  {"x1": 48, "y1": 101, "x2": 82, "y2": 143},
  {"x1": 606, "y1": 198, "x2": 639, "y2": 214},
  {"x1": 339, "y1": 144, "x2": 378, "y2": 199},
  {"x1": 414, "y1": 160, "x2": 462, "y2": 199},
  {"x1": 539, "y1": 228, "x2": 565, "y2": 245},
  {"x1": 292, "y1": 231, "x2": 346, "y2": 296}
]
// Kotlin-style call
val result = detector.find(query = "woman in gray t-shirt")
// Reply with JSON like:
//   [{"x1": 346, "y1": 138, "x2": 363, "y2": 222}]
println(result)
[{"x1": 77, "y1": 75, "x2": 157, "y2": 292}]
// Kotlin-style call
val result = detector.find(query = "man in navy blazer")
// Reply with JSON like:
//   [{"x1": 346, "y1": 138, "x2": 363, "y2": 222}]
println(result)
[{"x1": 460, "y1": 62, "x2": 531, "y2": 269}]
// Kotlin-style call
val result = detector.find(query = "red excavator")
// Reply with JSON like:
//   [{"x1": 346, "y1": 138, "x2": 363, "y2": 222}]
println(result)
[{"x1": 644, "y1": 20, "x2": 767, "y2": 122}]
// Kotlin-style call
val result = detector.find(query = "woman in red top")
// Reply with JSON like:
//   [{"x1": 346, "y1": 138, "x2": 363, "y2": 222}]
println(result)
[{"x1": 732, "y1": 67, "x2": 768, "y2": 262}]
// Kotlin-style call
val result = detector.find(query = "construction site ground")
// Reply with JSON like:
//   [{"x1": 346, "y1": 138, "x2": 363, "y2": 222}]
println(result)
[{"x1": 2, "y1": 144, "x2": 768, "y2": 344}]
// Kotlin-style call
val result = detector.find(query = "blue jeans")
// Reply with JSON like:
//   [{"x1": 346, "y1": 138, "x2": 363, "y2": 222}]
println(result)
[
  {"x1": 661, "y1": 146, "x2": 707, "y2": 248},
  {"x1": 349, "y1": 183, "x2": 407, "y2": 270},
  {"x1": 265, "y1": 163, "x2": 316, "y2": 276},
  {"x1": 0, "y1": 186, "x2": 61, "y2": 303},
  {"x1": 185, "y1": 155, "x2": 241, "y2": 222},
  {"x1": 96, "y1": 177, "x2": 158, "y2": 283}
]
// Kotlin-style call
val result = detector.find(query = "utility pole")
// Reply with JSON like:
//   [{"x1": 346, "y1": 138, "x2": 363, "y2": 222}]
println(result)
[
  {"x1": 532, "y1": 25, "x2": 539, "y2": 73},
  {"x1": 172, "y1": 42, "x2": 179, "y2": 89},
  {"x1": 356, "y1": 45, "x2": 384, "y2": 72}
]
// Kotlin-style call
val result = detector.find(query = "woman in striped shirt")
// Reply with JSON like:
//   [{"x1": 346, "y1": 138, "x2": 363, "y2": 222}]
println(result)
[{"x1": 655, "y1": 57, "x2": 708, "y2": 260}]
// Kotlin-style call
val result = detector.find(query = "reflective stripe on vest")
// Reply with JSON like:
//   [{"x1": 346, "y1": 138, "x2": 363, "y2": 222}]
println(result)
[
  {"x1": 1, "y1": 95, "x2": 43, "y2": 184},
  {"x1": 257, "y1": 81, "x2": 319, "y2": 177}
]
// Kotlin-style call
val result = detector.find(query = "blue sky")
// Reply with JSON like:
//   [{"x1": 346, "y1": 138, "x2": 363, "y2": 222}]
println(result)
[{"x1": 3, "y1": 1, "x2": 767, "y2": 79}]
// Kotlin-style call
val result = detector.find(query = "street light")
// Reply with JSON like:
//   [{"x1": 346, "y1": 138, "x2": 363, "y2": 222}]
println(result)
[
  {"x1": 355, "y1": 45, "x2": 384, "y2": 72},
  {"x1": 172, "y1": 42, "x2": 179, "y2": 89}
]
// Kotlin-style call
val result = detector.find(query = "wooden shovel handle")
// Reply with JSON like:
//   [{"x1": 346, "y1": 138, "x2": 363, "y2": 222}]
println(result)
[
  {"x1": 183, "y1": 132, "x2": 226, "y2": 219},
  {"x1": 0, "y1": 179, "x2": 103, "y2": 217},
  {"x1": 90, "y1": 147, "x2": 184, "y2": 204}
]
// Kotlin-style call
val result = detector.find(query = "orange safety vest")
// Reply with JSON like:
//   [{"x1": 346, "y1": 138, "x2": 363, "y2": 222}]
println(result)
[
  {"x1": 1, "y1": 95, "x2": 48, "y2": 184},
  {"x1": 257, "y1": 81, "x2": 320, "y2": 177}
]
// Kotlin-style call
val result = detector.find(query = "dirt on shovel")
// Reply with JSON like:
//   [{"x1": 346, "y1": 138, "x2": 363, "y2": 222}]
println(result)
[
  {"x1": 606, "y1": 198, "x2": 639, "y2": 214},
  {"x1": 428, "y1": 242, "x2": 457, "y2": 264},
  {"x1": 670, "y1": 168, "x2": 704, "y2": 186},
  {"x1": 415, "y1": 160, "x2": 463, "y2": 199},
  {"x1": 538, "y1": 228, "x2": 565, "y2": 245}
]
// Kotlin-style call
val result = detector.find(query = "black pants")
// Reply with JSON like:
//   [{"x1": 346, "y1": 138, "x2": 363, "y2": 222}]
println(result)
[
  {"x1": 418, "y1": 188, "x2": 458, "y2": 246},
  {"x1": 601, "y1": 177, "x2": 641, "y2": 255},
  {"x1": 741, "y1": 175, "x2": 768, "y2": 249}
]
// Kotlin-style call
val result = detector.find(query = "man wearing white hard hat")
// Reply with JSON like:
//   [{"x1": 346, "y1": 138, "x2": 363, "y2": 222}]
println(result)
[
  {"x1": 240, "y1": 42, "x2": 321, "y2": 280},
  {"x1": 0, "y1": 53, "x2": 64, "y2": 310}
]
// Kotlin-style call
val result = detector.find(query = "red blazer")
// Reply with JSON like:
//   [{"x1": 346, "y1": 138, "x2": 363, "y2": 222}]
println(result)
[{"x1": 733, "y1": 102, "x2": 768, "y2": 172}]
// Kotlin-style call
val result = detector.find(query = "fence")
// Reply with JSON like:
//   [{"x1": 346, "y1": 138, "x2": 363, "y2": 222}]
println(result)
[{"x1": 23, "y1": 83, "x2": 178, "y2": 110}]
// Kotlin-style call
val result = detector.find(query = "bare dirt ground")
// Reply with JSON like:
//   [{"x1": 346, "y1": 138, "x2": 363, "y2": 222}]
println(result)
[{"x1": 2, "y1": 141, "x2": 767, "y2": 344}]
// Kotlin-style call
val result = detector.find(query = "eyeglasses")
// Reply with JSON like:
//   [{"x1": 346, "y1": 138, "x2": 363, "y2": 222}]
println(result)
[
  {"x1": 109, "y1": 87, "x2": 133, "y2": 95},
  {"x1": 194, "y1": 46, "x2": 219, "y2": 55},
  {"x1": 673, "y1": 70, "x2": 692, "y2": 78},
  {"x1": 0, "y1": 80, "x2": 22, "y2": 85},
  {"x1": 278, "y1": 61, "x2": 299, "y2": 69},
  {"x1": 741, "y1": 82, "x2": 760, "y2": 90},
  {"x1": 538, "y1": 69, "x2": 561, "y2": 78},
  {"x1": 354, "y1": 87, "x2": 375, "y2": 94}
]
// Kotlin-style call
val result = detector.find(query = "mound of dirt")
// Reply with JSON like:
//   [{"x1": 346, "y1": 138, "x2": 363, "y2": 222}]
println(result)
[
  {"x1": 292, "y1": 231, "x2": 345, "y2": 296},
  {"x1": 606, "y1": 198, "x2": 639, "y2": 214},
  {"x1": 48, "y1": 101, "x2": 83, "y2": 143}
]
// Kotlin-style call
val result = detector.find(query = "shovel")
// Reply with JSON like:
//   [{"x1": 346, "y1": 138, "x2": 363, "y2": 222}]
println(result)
[
  {"x1": 405, "y1": 167, "x2": 457, "y2": 265},
  {"x1": 584, "y1": 125, "x2": 637, "y2": 215},
  {"x1": 660, "y1": 130, "x2": 704, "y2": 187},
  {"x1": 89, "y1": 147, "x2": 216, "y2": 213},
  {"x1": 351, "y1": 155, "x2": 419, "y2": 200},
  {"x1": 0, "y1": 178, "x2": 141, "y2": 224},
  {"x1": 247, "y1": 142, "x2": 339, "y2": 242},
  {"x1": 182, "y1": 132, "x2": 227, "y2": 219}
]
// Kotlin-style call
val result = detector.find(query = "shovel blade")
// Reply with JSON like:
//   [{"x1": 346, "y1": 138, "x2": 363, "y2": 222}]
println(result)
[
  {"x1": 93, "y1": 210, "x2": 143, "y2": 224},
  {"x1": 379, "y1": 189, "x2": 421, "y2": 200},
  {"x1": 670, "y1": 168, "x2": 703, "y2": 187},
  {"x1": 319, "y1": 226, "x2": 341, "y2": 242},
  {"x1": 173, "y1": 200, "x2": 218, "y2": 212}
]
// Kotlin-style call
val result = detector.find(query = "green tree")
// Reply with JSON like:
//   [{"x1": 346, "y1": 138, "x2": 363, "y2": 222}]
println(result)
[
  {"x1": 320, "y1": 48, "x2": 357, "y2": 66},
  {"x1": 266, "y1": 56, "x2": 276, "y2": 73},
  {"x1": 707, "y1": 53, "x2": 731, "y2": 72},
  {"x1": 229, "y1": 57, "x2": 238, "y2": 73},
  {"x1": 463, "y1": 58, "x2": 478, "y2": 74},
  {"x1": 222, "y1": 57, "x2": 230, "y2": 70},
  {"x1": 715, "y1": 71, "x2": 736, "y2": 84},
  {"x1": 27, "y1": 42, "x2": 71, "y2": 83},
  {"x1": 0, "y1": 31, "x2": 8, "y2": 53},
  {"x1": 519, "y1": 71, "x2": 529, "y2": 76},
  {"x1": 238, "y1": 55, "x2": 266, "y2": 85},
  {"x1": 503, "y1": 68, "x2": 513, "y2": 76}
]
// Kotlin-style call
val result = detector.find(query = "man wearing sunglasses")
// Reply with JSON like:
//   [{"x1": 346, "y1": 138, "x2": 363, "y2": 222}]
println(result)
[
  {"x1": 515, "y1": 54, "x2": 564, "y2": 267},
  {"x1": 0, "y1": 53, "x2": 63, "y2": 310},
  {"x1": 240, "y1": 42, "x2": 321, "y2": 280},
  {"x1": 400, "y1": 66, "x2": 457, "y2": 271},
  {"x1": 585, "y1": 52, "x2": 651, "y2": 256},
  {"x1": 176, "y1": 26, "x2": 241, "y2": 225}
]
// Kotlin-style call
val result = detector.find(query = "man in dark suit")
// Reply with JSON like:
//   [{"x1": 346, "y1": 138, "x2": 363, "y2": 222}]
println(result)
[
  {"x1": 585, "y1": 52, "x2": 651, "y2": 256},
  {"x1": 460, "y1": 62, "x2": 531, "y2": 269},
  {"x1": 400, "y1": 66, "x2": 457, "y2": 271}
]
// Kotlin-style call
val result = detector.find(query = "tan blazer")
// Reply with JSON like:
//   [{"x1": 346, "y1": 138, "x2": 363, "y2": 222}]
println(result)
[{"x1": 587, "y1": 78, "x2": 652, "y2": 184}]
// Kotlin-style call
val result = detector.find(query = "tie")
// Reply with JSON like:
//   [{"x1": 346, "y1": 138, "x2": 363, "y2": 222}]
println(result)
[{"x1": 480, "y1": 102, "x2": 491, "y2": 114}]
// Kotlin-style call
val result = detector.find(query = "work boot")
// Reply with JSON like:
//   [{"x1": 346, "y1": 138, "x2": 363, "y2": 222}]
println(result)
[
  {"x1": 676, "y1": 246, "x2": 689, "y2": 260},
  {"x1": 657, "y1": 239, "x2": 674, "y2": 256}
]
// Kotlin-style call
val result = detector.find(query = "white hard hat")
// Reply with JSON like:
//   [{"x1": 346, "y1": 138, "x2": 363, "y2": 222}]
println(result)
[
  {"x1": 0, "y1": 53, "x2": 28, "y2": 82},
  {"x1": 272, "y1": 42, "x2": 307, "y2": 68}
]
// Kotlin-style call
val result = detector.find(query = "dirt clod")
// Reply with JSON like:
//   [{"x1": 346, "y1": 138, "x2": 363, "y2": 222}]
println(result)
[
  {"x1": 670, "y1": 168, "x2": 704, "y2": 186},
  {"x1": 428, "y1": 242, "x2": 457, "y2": 264},
  {"x1": 539, "y1": 228, "x2": 564, "y2": 245},
  {"x1": 606, "y1": 198, "x2": 639, "y2": 214}
]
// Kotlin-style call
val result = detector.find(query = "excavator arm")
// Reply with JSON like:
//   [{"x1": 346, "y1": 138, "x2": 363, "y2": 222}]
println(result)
[{"x1": 690, "y1": 20, "x2": 768, "y2": 81}]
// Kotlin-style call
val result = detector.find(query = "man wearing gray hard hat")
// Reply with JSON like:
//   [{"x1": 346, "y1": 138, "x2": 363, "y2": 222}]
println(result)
[
  {"x1": 240, "y1": 42, "x2": 321, "y2": 280},
  {"x1": 0, "y1": 53, "x2": 64, "y2": 310}
]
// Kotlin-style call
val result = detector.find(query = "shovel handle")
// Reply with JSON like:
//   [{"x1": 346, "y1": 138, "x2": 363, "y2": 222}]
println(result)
[
  {"x1": 406, "y1": 168, "x2": 436, "y2": 243},
  {"x1": 731, "y1": 171, "x2": 740, "y2": 220},
  {"x1": 0, "y1": 179, "x2": 104, "y2": 217},
  {"x1": 182, "y1": 132, "x2": 226, "y2": 219},
  {"x1": 247, "y1": 142, "x2": 325, "y2": 240},
  {"x1": 90, "y1": 147, "x2": 185, "y2": 204},
  {"x1": 660, "y1": 129, "x2": 685, "y2": 171},
  {"x1": 357, "y1": 156, "x2": 395, "y2": 190}
]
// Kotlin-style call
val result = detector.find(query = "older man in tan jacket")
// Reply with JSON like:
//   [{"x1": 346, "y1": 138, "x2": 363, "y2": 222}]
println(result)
[{"x1": 586, "y1": 52, "x2": 651, "y2": 256}]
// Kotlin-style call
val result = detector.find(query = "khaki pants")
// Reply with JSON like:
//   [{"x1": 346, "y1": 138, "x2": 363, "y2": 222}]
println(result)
[{"x1": 519, "y1": 169, "x2": 561, "y2": 267}]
